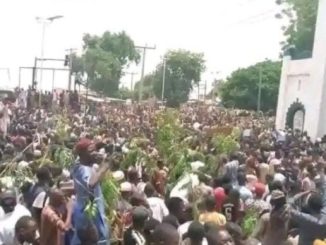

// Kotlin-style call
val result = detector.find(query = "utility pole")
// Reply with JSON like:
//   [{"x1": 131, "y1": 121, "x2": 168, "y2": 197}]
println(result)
[
  {"x1": 162, "y1": 57, "x2": 167, "y2": 102},
  {"x1": 32, "y1": 57, "x2": 37, "y2": 89},
  {"x1": 257, "y1": 65, "x2": 263, "y2": 112},
  {"x1": 198, "y1": 83, "x2": 200, "y2": 101},
  {"x1": 204, "y1": 80, "x2": 207, "y2": 101},
  {"x1": 52, "y1": 70, "x2": 56, "y2": 92},
  {"x1": 125, "y1": 72, "x2": 137, "y2": 91},
  {"x1": 18, "y1": 68, "x2": 22, "y2": 88},
  {"x1": 66, "y1": 48, "x2": 77, "y2": 91},
  {"x1": 135, "y1": 44, "x2": 156, "y2": 101}
]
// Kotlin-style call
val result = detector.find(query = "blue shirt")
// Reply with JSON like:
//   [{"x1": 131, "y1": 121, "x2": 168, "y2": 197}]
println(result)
[{"x1": 70, "y1": 163, "x2": 109, "y2": 245}]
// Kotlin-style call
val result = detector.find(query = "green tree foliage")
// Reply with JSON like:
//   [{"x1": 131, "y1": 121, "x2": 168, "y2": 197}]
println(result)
[
  {"x1": 75, "y1": 31, "x2": 140, "y2": 96},
  {"x1": 276, "y1": 0, "x2": 318, "y2": 58},
  {"x1": 207, "y1": 79, "x2": 224, "y2": 99},
  {"x1": 117, "y1": 87, "x2": 134, "y2": 100},
  {"x1": 71, "y1": 54, "x2": 85, "y2": 76},
  {"x1": 152, "y1": 50, "x2": 206, "y2": 107},
  {"x1": 133, "y1": 74, "x2": 156, "y2": 100},
  {"x1": 220, "y1": 60, "x2": 281, "y2": 112}
]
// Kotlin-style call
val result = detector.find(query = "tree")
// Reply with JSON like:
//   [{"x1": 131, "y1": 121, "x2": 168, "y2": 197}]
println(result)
[
  {"x1": 208, "y1": 79, "x2": 224, "y2": 99},
  {"x1": 220, "y1": 60, "x2": 281, "y2": 112},
  {"x1": 75, "y1": 31, "x2": 140, "y2": 96},
  {"x1": 152, "y1": 50, "x2": 205, "y2": 107},
  {"x1": 117, "y1": 87, "x2": 134, "y2": 100},
  {"x1": 133, "y1": 74, "x2": 156, "y2": 100},
  {"x1": 276, "y1": 0, "x2": 318, "y2": 59}
]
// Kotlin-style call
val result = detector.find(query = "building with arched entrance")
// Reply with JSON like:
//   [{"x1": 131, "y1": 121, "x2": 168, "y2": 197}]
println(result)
[{"x1": 276, "y1": 0, "x2": 326, "y2": 140}]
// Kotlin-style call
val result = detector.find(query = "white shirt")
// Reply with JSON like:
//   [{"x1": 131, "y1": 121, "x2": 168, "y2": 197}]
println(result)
[
  {"x1": 178, "y1": 221, "x2": 192, "y2": 238},
  {"x1": 0, "y1": 204, "x2": 31, "y2": 245},
  {"x1": 0, "y1": 207, "x2": 4, "y2": 219},
  {"x1": 170, "y1": 174, "x2": 200, "y2": 204},
  {"x1": 32, "y1": 192, "x2": 49, "y2": 209},
  {"x1": 147, "y1": 197, "x2": 169, "y2": 222},
  {"x1": 274, "y1": 173, "x2": 286, "y2": 184}
]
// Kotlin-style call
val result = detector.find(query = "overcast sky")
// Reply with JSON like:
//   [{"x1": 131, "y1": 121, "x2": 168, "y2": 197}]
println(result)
[{"x1": 0, "y1": 0, "x2": 284, "y2": 93}]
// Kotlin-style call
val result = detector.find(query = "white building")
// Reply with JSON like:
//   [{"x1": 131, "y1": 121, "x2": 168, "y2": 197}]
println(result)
[{"x1": 276, "y1": 0, "x2": 326, "y2": 140}]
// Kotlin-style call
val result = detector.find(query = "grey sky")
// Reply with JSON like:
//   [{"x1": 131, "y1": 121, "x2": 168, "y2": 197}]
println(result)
[{"x1": 0, "y1": 0, "x2": 284, "y2": 92}]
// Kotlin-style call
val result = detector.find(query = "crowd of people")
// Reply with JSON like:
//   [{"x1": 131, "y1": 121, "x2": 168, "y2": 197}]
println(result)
[{"x1": 0, "y1": 92, "x2": 326, "y2": 245}]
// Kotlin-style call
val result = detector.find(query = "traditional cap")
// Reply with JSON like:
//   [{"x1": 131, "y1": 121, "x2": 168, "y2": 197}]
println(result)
[
  {"x1": 75, "y1": 138, "x2": 92, "y2": 154},
  {"x1": 270, "y1": 158, "x2": 281, "y2": 166},
  {"x1": 271, "y1": 190, "x2": 285, "y2": 200},
  {"x1": 113, "y1": 171, "x2": 125, "y2": 182},
  {"x1": 120, "y1": 182, "x2": 132, "y2": 192},
  {"x1": 34, "y1": 150, "x2": 42, "y2": 157},
  {"x1": 253, "y1": 182, "x2": 265, "y2": 197}
]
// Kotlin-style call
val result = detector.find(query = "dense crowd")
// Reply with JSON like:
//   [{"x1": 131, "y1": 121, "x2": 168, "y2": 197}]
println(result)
[{"x1": 0, "y1": 92, "x2": 326, "y2": 245}]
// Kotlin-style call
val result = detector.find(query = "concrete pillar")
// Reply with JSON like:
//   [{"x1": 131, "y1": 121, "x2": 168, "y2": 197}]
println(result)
[
  {"x1": 276, "y1": 56, "x2": 291, "y2": 130},
  {"x1": 310, "y1": 0, "x2": 326, "y2": 139}
]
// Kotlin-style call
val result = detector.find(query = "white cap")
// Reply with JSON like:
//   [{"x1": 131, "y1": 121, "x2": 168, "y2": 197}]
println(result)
[
  {"x1": 62, "y1": 169, "x2": 71, "y2": 178},
  {"x1": 99, "y1": 148, "x2": 106, "y2": 154},
  {"x1": 92, "y1": 164, "x2": 99, "y2": 171},
  {"x1": 193, "y1": 122, "x2": 201, "y2": 130},
  {"x1": 34, "y1": 150, "x2": 42, "y2": 157},
  {"x1": 120, "y1": 182, "x2": 132, "y2": 192},
  {"x1": 270, "y1": 158, "x2": 281, "y2": 166},
  {"x1": 17, "y1": 161, "x2": 29, "y2": 170},
  {"x1": 113, "y1": 171, "x2": 125, "y2": 181}
]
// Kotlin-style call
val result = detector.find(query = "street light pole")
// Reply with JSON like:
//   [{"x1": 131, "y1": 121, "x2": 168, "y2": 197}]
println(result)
[
  {"x1": 135, "y1": 44, "x2": 156, "y2": 102},
  {"x1": 161, "y1": 57, "x2": 167, "y2": 102},
  {"x1": 36, "y1": 15, "x2": 63, "y2": 106},
  {"x1": 38, "y1": 21, "x2": 47, "y2": 100}
]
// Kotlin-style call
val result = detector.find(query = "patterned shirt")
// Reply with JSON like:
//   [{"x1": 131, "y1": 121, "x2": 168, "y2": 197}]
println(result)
[{"x1": 245, "y1": 198, "x2": 270, "y2": 215}]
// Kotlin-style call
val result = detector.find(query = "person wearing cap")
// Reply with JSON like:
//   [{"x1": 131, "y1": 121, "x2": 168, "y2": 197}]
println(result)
[
  {"x1": 117, "y1": 182, "x2": 133, "y2": 214},
  {"x1": 70, "y1": 138, "x2": 111, "y2": 245},
  {"x1": 261, "y1": 190, "x2": 289, "y2": 245},
  {"x1": 123, "y1": 207, "x2": 149, "y2": 245},
  {"x1": 0, "y1": 188, "x2": 31, "y2": 244}
]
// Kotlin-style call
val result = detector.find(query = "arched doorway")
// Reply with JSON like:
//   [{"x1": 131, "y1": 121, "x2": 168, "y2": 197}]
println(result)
[{"x1": 286, "y1": 101, "x2": 305, "y2": 132}]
